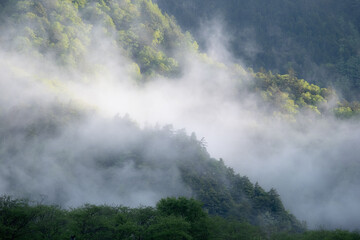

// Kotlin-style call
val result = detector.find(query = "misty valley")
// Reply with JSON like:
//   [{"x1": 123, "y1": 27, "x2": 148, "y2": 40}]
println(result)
[{"x1": 0, "y1": 0, "x2": 360, "y2": 239}]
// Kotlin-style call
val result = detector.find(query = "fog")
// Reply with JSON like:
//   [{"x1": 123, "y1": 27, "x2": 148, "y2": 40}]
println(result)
[{"x1": 1, "y1": 3, "x2": 360, "y2": 230}]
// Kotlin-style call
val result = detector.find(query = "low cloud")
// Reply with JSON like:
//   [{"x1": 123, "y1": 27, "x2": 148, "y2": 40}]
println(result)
[{"x1": 0, "y1": 7, "x2": 359, "y2": 231}]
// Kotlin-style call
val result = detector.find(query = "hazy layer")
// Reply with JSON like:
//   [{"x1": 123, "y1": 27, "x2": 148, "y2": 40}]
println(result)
[{"x1": 0, "y1": 5, "x2": 359, "y2": 230}]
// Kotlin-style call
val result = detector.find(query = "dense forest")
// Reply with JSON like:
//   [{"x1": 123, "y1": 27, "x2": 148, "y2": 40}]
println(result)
[
  {"x1": 0, "y1": 0, "x2": 360, "y2": 239},
  {"x1": 1, "y1": 196, "x2": 360, "y2": 240}
]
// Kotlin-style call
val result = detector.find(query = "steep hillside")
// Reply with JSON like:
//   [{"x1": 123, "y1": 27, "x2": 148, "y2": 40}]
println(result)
[
  {"x1": 0, "y1": 0, "x2": 306, "y2": 233},
  {"x1": 0, "y1": 0, "x2": 197, "y2": 77},
  {"x1": 0, "y1": 0, "x2": 352, "y2": 118},
  {"x1": 155, "y1": 0, "x2": 360, "y2": 101}
]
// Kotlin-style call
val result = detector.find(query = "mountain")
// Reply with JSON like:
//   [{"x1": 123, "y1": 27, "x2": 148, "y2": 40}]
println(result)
[
  {"x1": 155, "y1": 0, "x2": 360, "y2": 101},
  {"x1": 1, "y1": 0, "x2": 356, "y2": 118},
  {"x1": 0, "y1": 0, "x2": 305, "y2": 233},
  {"x1": 1, "y1": 0, "x2": 360, "y2": 235}
]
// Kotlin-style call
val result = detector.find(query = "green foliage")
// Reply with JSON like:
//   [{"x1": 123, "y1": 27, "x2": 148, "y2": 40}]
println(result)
[
  {"x1": 0, "y1": 196, "x2": 257, "y2": 240},
  {"x1": 0, "y1": 0, "x2": 197, "y2": 78},
  {"x1": 0, "y1": 196, "x2": 36, "y2": 240},
  {"x1": 157, "y1": 197, "x2": 206, "y2": 222},
  {"x1": 2, "y1": 0, "x2": 91, "y2": 66},
  {"x1": 0, "y1": 196, "x2": 69, "y2": 240},
  {"x1": 1, "y1": 195, "x2": 358, "y2": 240},
  {"x1": 157, "y1": 197, "x2": 209, "y2": 240},
  {"x1": 72, "y1": 0, "x2": 87, "y2": 8},
  {"x1": 138, "y1": 46, "x2": 178, "y2": 76},
  {"x1": 29, "y1": 205, "x2": 69, "y2": 240},
  {"x1": 334, "y1": 101, "x2": 360, "y2": 119},
  {"x1": 69, "y1": 205, "x2": 118, "y2": 240},
  {"x1": 253, "y1": 70, "x2": 336, "y2": 118},
  {"x1": 113, "y1": 206, "x2": 157, "y2": 240},
  {"x1": 146, "y1": 215, "x2": 192, "y2": 240}
]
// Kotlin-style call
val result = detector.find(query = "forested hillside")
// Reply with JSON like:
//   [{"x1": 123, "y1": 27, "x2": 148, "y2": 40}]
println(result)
[
  {"x1": 1, "y1": 0, "x2": 360, "y2": 237},
  {"x1": 1, "y1": 0, "x2": 357, "y2": 117},
  {"x1": 0, "y1": 0, "x2": 197, "y2": 77},
  {"x1": 156, "y1": 0, "x2": 360, "y2": 101},
  {"x1": 0, "y1": 111, "x2": 305, "y2": 233}
]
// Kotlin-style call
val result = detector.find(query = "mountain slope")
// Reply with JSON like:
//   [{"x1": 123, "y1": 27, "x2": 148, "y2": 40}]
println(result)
[
  {"x1": 1, "y1": 0, "x2": 351, "y2": 118},
  {"x1": 155, "y1": 0, "x2": 360, "y2": 100},
  {"x1": 0, "y1": 0, "x2": 197, "y2": 77},
  {"x1": 1, "y1": 0, "x2": 360, "y2": 233}
]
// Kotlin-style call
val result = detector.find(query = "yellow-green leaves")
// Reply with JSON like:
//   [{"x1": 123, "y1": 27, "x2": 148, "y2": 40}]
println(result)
[{"x1": 255, "y1": 71, "x2": 335, "y2": 118}]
